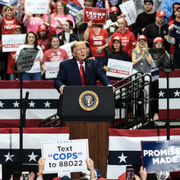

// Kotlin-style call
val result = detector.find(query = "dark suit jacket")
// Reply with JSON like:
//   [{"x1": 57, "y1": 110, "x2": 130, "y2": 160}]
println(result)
[{"x1": 54, "y1": 58, "x2": 111, "y2": 92}]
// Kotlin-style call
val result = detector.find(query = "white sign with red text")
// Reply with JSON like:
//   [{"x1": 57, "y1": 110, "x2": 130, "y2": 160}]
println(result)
[
  {"x1": 25, "y1": 0, "x2": 49, "y2": 14},
  {"x1": 106, "y1": 58, "x2": 133, "y2": 78},
  {"x1": 119, "y1": 1, "x2": 137, "y2": 26},
  {"x1": 44, "y1": 61, "x2": 60, "y2": 79},
  {"x1": 2, "y1": 34, "x2": 26, "y2": 52},
  {"x1": 41, "y1": 139, "x2": 89, "y2": 174},
  {"x1": 60, "y1": 41, "x2": 77, "y2": 59}
]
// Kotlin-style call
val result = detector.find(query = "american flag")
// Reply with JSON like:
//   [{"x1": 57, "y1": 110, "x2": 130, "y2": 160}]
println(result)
[
  {"x1": 0, "y1": 127, "x2": 69, "y2": 180},
  {"x1": 159, "y1": 70, "x2": 180, "y2": 119},
  {"x1": 106, "y1": 128, "x2": 180, "y2": 180},
  {"x1": 96, "y1": 0, "x2": 103, "y2": 8}
]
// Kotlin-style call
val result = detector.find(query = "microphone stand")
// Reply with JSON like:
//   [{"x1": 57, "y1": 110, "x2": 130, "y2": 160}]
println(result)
[{"x1": 85, "y1": 58, "x2": 91, "y2": 86}]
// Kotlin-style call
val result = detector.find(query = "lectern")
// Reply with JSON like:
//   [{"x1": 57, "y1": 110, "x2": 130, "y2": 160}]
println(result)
[{"x1": 57, "y1": 86, "x2": 115, "y2": 178}]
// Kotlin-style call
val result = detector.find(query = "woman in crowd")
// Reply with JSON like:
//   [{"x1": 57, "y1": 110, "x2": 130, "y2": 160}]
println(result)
[
  {"x1": 0, "y1": 0, "x2": 23, "y2": 35},
  {"x1": 84, "y1": 20, "x2": 109, "y2": 70},
  {"x1": 58, "y1": 20, "x2": 79, "y2": 46},
  {"x1": 132, "y1": 35, "x2": 152, "y2": 116},
  {"x1": 85, "y1": 41, "x2": 95, "y2": 59},
  {"x1": 168, "y1": 2, "x2": 180, "y2": 24},
  {"x1": 16, "y1": 32, "x2": 44, "y2": 80},
  {"x1": 23, "y1": 8, "x2": 51, "y2": 33},
  {"x1": 109, "y1": 18, "x2": 136, "y2": 58},
  {"x1": 37, "y1": 22, "x2": 56, "y2": 53},
  {"x1": 42, "y1": 35, "x2": 69, "y2": 74},
  {"x1": 50, "y1": 1, "x2": 75, "y2": 35}
]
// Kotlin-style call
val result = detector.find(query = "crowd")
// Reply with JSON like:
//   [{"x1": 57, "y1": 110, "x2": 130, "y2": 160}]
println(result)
[{"x1": 0, "y1": 0, "x2": 180, "y2": 118}]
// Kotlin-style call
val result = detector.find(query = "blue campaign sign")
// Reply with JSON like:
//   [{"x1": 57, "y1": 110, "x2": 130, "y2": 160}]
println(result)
[
  {"x1": 66, "y1": 1, "x2": 83, "y2": 21},
  {"x1": 0, "y1": 0, "x2": 19, "y2": 6},
  {"x1": 141, "y1": 140, "x2": 180, "y2": 173},
  {"x1": 169, "y1": 20, "x2": 180, "y2": 38}
]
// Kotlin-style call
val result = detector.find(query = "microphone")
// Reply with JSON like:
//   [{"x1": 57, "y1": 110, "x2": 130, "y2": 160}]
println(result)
[{"x1": 84, "y1": 58, "x2": 91, "y2": 86}]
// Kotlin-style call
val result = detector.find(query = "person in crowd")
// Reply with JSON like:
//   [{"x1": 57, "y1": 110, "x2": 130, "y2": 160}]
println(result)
[
  {"x1": 161, "y1": 0, "x2": 180, "y2": 24},
  {"x1": 134, "y1": 0, "x2": 156, "y2": 36},
  {"x1": 50, "y1": 1, "x2": 75, "y2": 35},
  {"x1": 37, "y1": 22, "x2": 56, "y2": 53},
  {"x1": 54, "y1": 41, "x2": 115, "y2": 94},
  {"x1": 58, "y1": 20, "x2": 79, "y2": 46},
  {"x1": 84, "y1": 21, "x2": 109, "y2": 70},
  {"x1": 109, "y1": 18, "x2": 136, "y2": 58},
  {"x1": 75, "y1": 0, "x2": 93, "y2": 41},
  {"x1": 167, "y1": 5, "x2": 180, "y2": 69},
  {"x1": 134, "y1": 0, "x2": 162, "y2": 15},
  {"x1": 103, "y1": 36, "x2": 130, "y2": 80},
  {"x1": 16, "y1": 32, "x2": 44, "y2": 80},
  {"x1": 42, "y1": 35, "x2": 69, "y2": 73},
  {"x1": 23, "y1": 8, "x2": 51, "y2": 34},
  {"x1": 132, "y1": 35, "x2": 152, "y2": 116},
  {"x1": 7, "y1": 25, "x2": 22, "y2": 80},
  {"x1": 143, "y1": 10, "x2": 170, "y2": 52},
  {"x1": 168, "y1": 2, "x2": 180, "y2": 24},
  {"x1": 0, "y1": 0, "x2": 23, "y2": 35},
  {"x1": 85, "y1": 41, "x2": 95, "y2": 59},
  {"x1": 103, "y1": 7, "x2": 119, "y2": 40}
]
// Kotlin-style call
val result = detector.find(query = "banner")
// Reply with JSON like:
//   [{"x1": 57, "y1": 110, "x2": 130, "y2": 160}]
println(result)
[
  {"x1": 159, "y1": 70, "x2": 180, "y2": 119},
  {"x1": 141, "y1": 140, "x2": 180, "y2": 173},
  {"x1": 169, "y1": 20, "x2": 180, "y2": 38},
  {"x1": 0, "y1": 0, "x2": 19, "y2": 6},
  {"x1": 60, "y1": 41, "x2": 76, "y2": 59},
  {"x1": 44, "y1": 61, "x2": 60, "y2": 79},
  {"x1": 107, "y1": 128, "x2": 180, "y2": 180},
  {"x1": 25, "y1": 0, "x2": 49, "y2": 14},
  {"x1": 66, "y1": 1, "x2": 82, "y2": 21},
  {"x1": 2, "y1": 34, "x2": 26, "y2": 52},
  {"x1": 0, "y1": 127, "x2": 69, "y2": 180},
  {"x1": 106, "y1": 59, "x2": 133, "y2": 78},
  {"x1": 83, "y1": 7, "x2": 108, "y2": 25},
  {"x1": 42, "y1": 139, "x2": 89, "y2": 174},
  {"x1": 119, "y1": 1, "x2": 137, "y2": 26}
]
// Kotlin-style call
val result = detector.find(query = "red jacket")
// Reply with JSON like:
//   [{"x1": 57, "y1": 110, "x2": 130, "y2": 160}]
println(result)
[{"x1": 109, "y1": 29, "x2": 136, "y2": 57}]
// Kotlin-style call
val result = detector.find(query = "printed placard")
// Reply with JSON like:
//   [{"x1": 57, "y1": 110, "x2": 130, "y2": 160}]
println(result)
[
  {"x1": 83, "y1": 7, "x2": 108, "y2": 25},
  {"x1": 2, "y1": 34, "x2": 26, "y2": 52},
  {"x1": 60, "y1": 41, "x2": 77, "y2": 59},
  {"x1": 44, "y1": 61, "x2": 60, "y2": 79},
  {"x1": 119, "y1": 1, "x2": 137, "y2": 26},
  {"x1": 41, "y1": 139, "x2": 89, "y2": 174},
  {"x1": 25, "y1": 0, "x2": 49, "y2": 14},
  {"x1": 106, "y1": 58, "x2": 133, "y2": 78},
  {"x1": 169, "y1": 20, "x2": 180, "y2": 38},
  {"x1": 141, "y1": 140, "x2": 180, "y2": 173}
]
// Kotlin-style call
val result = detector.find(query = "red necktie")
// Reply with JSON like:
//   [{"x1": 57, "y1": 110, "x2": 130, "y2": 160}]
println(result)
[{"x1": 79, "y1": 61, "x2": 85, "y2": 86}]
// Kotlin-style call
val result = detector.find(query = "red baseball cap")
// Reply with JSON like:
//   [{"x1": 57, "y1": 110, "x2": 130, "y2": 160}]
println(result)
[
  {"x1": 156, "y1": 10, "x2": 166, "y2": 17},
  {"x1": 153, "y1": 37, "x2": 164, "y2": 44},
  {"x1": 138, "y1": 35, "x2": 147, "y2": 41},
  {"x1": 13, "y1": 25, "x2": 22, "y2": 31},
  {"x1": 112, "y1": 36, "x2": 121, "y2": 43},
  {"x1": 175, "y1": 5, "x2": 180, "y2": 11},
  {"x1": 38, "y1": 24, "x2": 48, "y2": 32},
  {"x1": 109, "y1": 7, "x2": 119, "y2": 14}
]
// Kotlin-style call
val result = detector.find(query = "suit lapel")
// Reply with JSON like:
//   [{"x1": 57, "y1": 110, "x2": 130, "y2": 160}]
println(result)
[{"x1": 70, "y1": 58, "x2": 81, "y2": 85}]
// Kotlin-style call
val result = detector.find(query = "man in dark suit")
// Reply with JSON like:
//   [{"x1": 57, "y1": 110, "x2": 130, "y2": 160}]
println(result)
[{"x1": 54, "y1": 41, "x2": 115, "y2": 94}]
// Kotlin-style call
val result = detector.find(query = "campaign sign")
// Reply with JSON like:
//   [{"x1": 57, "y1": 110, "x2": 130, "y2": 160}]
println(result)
[
  {"x1": 60, "y1": 41, "x2": 77, "y2": 59},
  {"x1": 106, "y1": 58, "x2": 133, "y2": 78},
  {"x1": 119, "y1": 1, "x2": 137, "y2": 26},
  {"x1": 0, "y1": 0, "x2": 19, "y2": 6},
  {"x1": 169, "y1": 20, "x2": 180, "y2": 38},
  {"x1": 44, "y1": 62, "x2": 60, "y2": 79},
  {"x1": 2, "y1": 34, "x2": 26, "y2": 52},
  {"x1": 83, "y1": 7, "x2": 108, "y2": 25},
  {"x1": 25, "y1": 0, "x2": 49, "y2": 14},
  {"x1": 41, "y1": 139, "x2": 89, "y2": 174},
  {"x1": 141, "y1": 140, "x2": 180, "y2": 173},
  {"x1": 66, "y1": 1, "x2": 82, "y2": 21},
  {"x1": 15, "y1": 48, "x2": 38, "y2": 73}
]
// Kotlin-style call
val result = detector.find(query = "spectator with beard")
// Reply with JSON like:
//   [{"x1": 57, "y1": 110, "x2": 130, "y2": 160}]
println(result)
[
  {"x1": 143, "y1": 10, "x2": 170, "y2": 52},
  {"x1": 134, "y1": 0, "x2": 156, "y2": 35}
]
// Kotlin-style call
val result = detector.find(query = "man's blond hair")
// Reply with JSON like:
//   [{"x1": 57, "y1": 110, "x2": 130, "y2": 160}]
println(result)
[{"x1": 71, "y1": 41, "x2": 86, "y2": 53}]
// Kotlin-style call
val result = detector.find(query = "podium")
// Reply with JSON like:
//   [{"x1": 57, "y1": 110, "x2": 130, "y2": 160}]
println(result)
[{"x1": 58, "y1": 86, "x2": 115, "y2": 178}]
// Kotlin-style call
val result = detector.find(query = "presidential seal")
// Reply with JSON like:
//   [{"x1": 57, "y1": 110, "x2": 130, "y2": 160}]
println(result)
[{"x1": 79, "y1": 91, "x2": 99, "y2": 111}]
